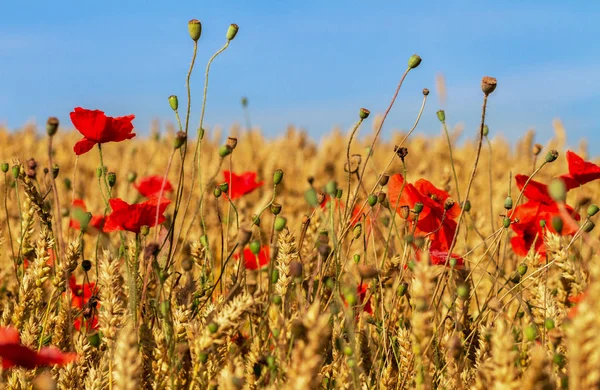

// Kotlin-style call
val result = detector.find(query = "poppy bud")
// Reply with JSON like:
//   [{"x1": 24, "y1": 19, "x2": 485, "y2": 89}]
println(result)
[
  {"x1": 46, "y1": 117, "x2": 59, "y2": 136},
  {"x1": 252, "y1": 214, "x2": 260, "y2": 226},
  {"x1": 344, "y1": 290, "x2": 357, "y2": 306},
  {"x1": 587, "y1": 204, "x2": 599, "y2": 217},
  {"x1": 270, "y1": 203, "x2": 282, "y2": 215},
  {"x1": 290, "y1": 261, "x2": 303, "y2": 278},
  {"x1": 504, "y1": 196, "x2": 513, "y2": 210},
  {"x1": 353, "y1": 223, "x2": 362, "y2": 239},
  {"x1": 241, "y1": 97, "x2": 248, "y2": 107},
  {"x1": 481, "y1": 76, "x2": 497, "y2": 96},
  {"x1": 397, "y1": 282, "x2": 408, "y2": 297},
  {"x1": 353, "y1": 254, "x2": 360, "y2": 263},
  {"x1": 213, "y1": 187, "x2": 222, "y2": 198},
  {"x1": 336, "y1": 188, "x2": 343, "y2": 199},
  {"x1": 274, "y1": 216, "x2": 287, "y2": 231},
  {"x1": 545, "y1": 150, "x2": 559, "y2": 163},
  {"x1": 551, "y1": 216, "x2": 563, "y2": 234},
  {"x1": 227, "y1": 137, "x2": 238, "y2": 150},
  {"x1": 524, "y1": 325, "x2": 537, "y2": 342},
  {"x1": 544, "y1": 318, "x2": 555, "y2": 330},
  {"x1": 174, "y1": 131, "x2": 187, "y2": 149},
  {"x1": 444, "y1": 198, "x2": 455, "y2": 211},
  {"x1": 532, "y1": 143, "x2": 543, "y2": 156},
  {"x1": 127, "y1": 171, "x2": 137, "y2": 183},
  {"x1": 168, "y1": 95, "x2": 179, "y2": 111},
  {"x1": 379, "y1": 175, "x2": 389, "y2": 186},
  {"x1": 482, "y1": 125, "x2": 489, "y2": 137},
  {"x1": 408, "y1": 54, "x2": 422, "y2": 69},
  {"x1": 368, "y1": 194, "x2": 378, "y2": 207},
  {"x1": 140, "y1": 225, "x2": 150, "y2": 236},
  {"x1": 325, "y1": 181, "x2": 337, "y2": 196},
  {"x1": 64, "y1": 178, "x2": 72, "y2": 190},
  {"x1": 107, "y1": 172, "x2": 116, "y2": 188},
  {"x1": 96, "y1": 167, "x2": 103, "y2": 178},
  {"x1": 81, "y1": 259, "x2": 92, "y2": 272},
  {"x1": 359, "y1": 108, "x2": 370, "y2": 119},
  {"x1": 422, "y1": 88, "x2": 429, "y2": 96},
  {"x1": 436, "y1": 110, "x2": 445, "y2": 122},
  {"x1": 377, "y1": 191, "x2": 386, "y2": 204},
  {"x1": 52, "y1": 164, "x2": 59, "y2": 179},
  {"x1": 414, "y1": 202, "x2": 424, "y2": 214},
  {"x1": 517, "y1": 263, "x2": 528, "y2": 276},
  {"x1": 207, "y1": 322, "x2": 218, "y2": 334},
  {"x1": 249, "y1": 240, "x2": 261, "y2": 255},
  {"x1": 188, "y1": 19, "x2": 202, "y2": 41},
  {"x1": 539, "y1": 219, "x2": 546, "y2": 228},
  {"x1": 462, "y1": 200, "x2": 471, "y2": 212},
  {"x1": 0, "y1": 163, "x2": 7, "y2": 173},
  {"x1": 273, "y1": 169, "x2": 284, "y2": 185},
  {"x1": 226, "y1": 24, "x2": 239, "y2": 41},
  {"x1": 218, "y1": 145, "x2": 233, "y2": 158},
  {"x1": 548, "y1": 178, "x2": 566, "y2": 202},
  {"x1": 11, "y1": 165, "x2": 19, "y2": 179},
  {"x1": 503, "y1": 217, "x2": 511, "y2": 228},
  {"x1": 583, "y1": 220, "x2": 595, "y2": 233}
]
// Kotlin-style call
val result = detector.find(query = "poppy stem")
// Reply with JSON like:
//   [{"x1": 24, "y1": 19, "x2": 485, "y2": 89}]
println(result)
[
  {"x1": 154, "y1": 148, "x2": 175, "y2": 242},
  {"x1": 48, "y1": 135, "x2": 65, "y2": 259},
  {"x1": 485, "y1": 136, "x2": 495, "y2": 233},
  {"x1": 440, "y1": 117, "x2": 461, "y2": 203},
  {"x1": 4, "y1": 173, "x2": 16, "y2": 273},
  {"x1": 184, "y1": 41, "x2": 198, "y2": 136},
  {"x1": 344, "y1": 118, "x2": 364, "y2": 224}
]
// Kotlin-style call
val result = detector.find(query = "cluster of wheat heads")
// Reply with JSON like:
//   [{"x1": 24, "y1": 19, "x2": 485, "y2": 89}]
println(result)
[{"x1": 1, "y1": 18, "x2": 600, "y2": 390}]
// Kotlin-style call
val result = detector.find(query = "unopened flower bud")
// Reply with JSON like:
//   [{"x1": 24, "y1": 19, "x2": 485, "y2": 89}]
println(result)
[
  {"x1": 168, "y1": 95, "x2": 179, "y2": 111},
  {"x1": 353, "y1": 223, "x2": 362, "y2": 239},
  {"x1": 533, "y1": 143, "x2": 543, "y2": 156},
  {"x1": 207, "y1": 322, "x2": 218, "y2": 334},
  {"x1": 408, "y1": 54, "x2": 422, "y2": 69},
  {"x1": 252, "y1": 214, "x2": 260, "y2": 226},
  {"x1": 481, "y1": 76, "x2": 497, "y2": 96},
  {"x1": 46, "y1": 117, "x2": 59, "y2": 136},
  {"x1": 241, "y1": 97, "x2": 248, "y2": 107},
  {"x1": 274, "y1": 216, "x2": 287, "y2": 231},
  {"x1": 96, "y1": 167, "x2": 103, "y2": 178},
  {"x1": 64, "y1": 178, "x2": 72, "y2": 190},
  {"x1": 213, "y1": 187, "x2": 222, "y2": 198},
  {"x1": 397, "y1": 282, "x2": 408, "y2": 297},
  {"x1": 517, "y1": 263, "x2": 528, "y2": 276},
  {"x1": 270, "y1": 203, "x2": 282, "y2": 215},
  {"x1": 482, "y1": 125, "x2": 489, "y2": 137},
  {"x1": 462, "y1": 200, "x2": 471, "y2": 212},
  {"x1": 399, "y1": 205, "x2": 410, "y2": 219},
  {"x1": 377, "y1": 191, "x2": 386, "y2": 204},
  {"x1": 174, "y1": 131, "x2": 187, "y2": 149},
  {"x1": 504, "y1": 196, "x2": 513, "y2": 210},
  {"x1": 368, "y1": 194, "x2": 378, "y2": 207},
  {"x1": 353, "y1": 254, "x2": 360, "y2": 263},
  {"x1": 544, "y1": 318, "x2": 555, "y2": 330},
  {"x1": 326, "y1": 181, "x2": 337, "y2": 196},
  {"x1": 503, "y1": 217, "x2": 511, "y2": 228},
  {"x1": 218, "y1": 145, "x2": 233, "y2": 158},
  {"x1": 583, "y1": 220, "x2": 595, "y2": 233},
  {"x1": 359, "y1": 108, "x2": 370, "y2": 119},
  {"x1": 249, "y1": 240, "x2": 261, "y2": 255},
  {"x1": 379, "y1": 175, "x2": 389, "y2": 186},
  {"x1": 539, "y1": 219, "x2": 546, "y2": 228},
  {"x1": 587, "y1": 204, "x2": 599, "y2": 217},
  {"x1": 273, "y1": 169, "x2": 284, "y2": 185},
  {"x1": 436, "y1": 110, "x2": 445, "y2": 122},
  {"x1": 545, "y1": 150, "x2": 559, "y2": 163},
  {"x1": 336, "y1": 188, "x2": 343, "y2": 199},
  {"x1": 524, "y1": 325, "x2": 537, "y2": 342},
  {"x1": 414, "y1": 202, "x2": 424, "y2": 214},
  {"x1": 188, "y1": 19, "x2": 202, "y2": 41},
  {"x1": 107, "y1": 172, "x2": 116, "y2": 188},
  {"x1": 226, "y1": 23, "x2": 239, "y2": 41}
]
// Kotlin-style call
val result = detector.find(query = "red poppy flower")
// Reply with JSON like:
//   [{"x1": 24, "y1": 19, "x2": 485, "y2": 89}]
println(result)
[
  {"x1": 0, "y1": 327, "x2": 77, "y2": 369},
  {"x1": 69, "y1": 276, "x2": 99, "y2": 331},
  {"x1": 509, "y1": 175, "x2": 580, "y2": 256},
  {"x1": 559, "y1": 151, "x2": 600, "y2": 190},
  {"x1": 388, "y1": 174, "x2": 460, "y2": 251},
  {"x1": 103, "y1": 197, "x2": 171, "y2": 234},
  {"x1": 70, "y1": 107, "x2": 136, "y2": 155},
  {"x1": 69, "y1": 199, "x2": 104, "y2": 232},
  {"x1": 134, "y1": 175, "x2": 173, "y2": 198},
  {"x1": 223, "y1": 171, "x2": 264, "y2": 200},
  {"x1": 235, "y1": 246, "x2": 270, "y2": 270},
  {"x1": 357, "y1": 284, "x2": 373, "y2": 315}
]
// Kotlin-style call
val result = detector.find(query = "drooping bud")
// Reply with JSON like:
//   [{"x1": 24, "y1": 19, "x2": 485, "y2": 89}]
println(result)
[
  {"x1": 188, "y1": 19, "x2": 202, "y2": 41},
  {"x1": 218, "y1": 145, "x2": 233, "y2": 158},
  {"x1": 174, "y1": 131, "x2": 187, "y2": 149},
  {"x1": 436, "y1": 110, "x2": 445, "y2": 122},
  {"x1": 226, "y1": 24, "x2": 239, "y2": 41},
  {"x1": 359, "y1": 108, "x2": 370, "y2": 119},
  {"x1": 548, "y1": 178, "x2": 566, "y2": 202},
  {"x1": 545, "y1": 150, "x2": 559, "y2": 163},
  {"x1": 273, "y1": 169, "x2": 284, "y2": 185},
  {"x1": 408, "y1": 54, "x2": 422, "y2": 69},
  {"x1": 379, "y1": 175, "x2": 389, "y2": 186},
  {"x1": 583, "y1": 220, "x2": 595, "y2": 233},
  {"x1": 587, "y1": 204, "x2": 599, "y2": 217},
  {"x1": 481, "y1": 76, "x2": 497, "y2": 96},
  {"x1": 46, "y1": 117, "x2": 59, "y2": 136},
  {"x1": 367, "y1": 194, "x2": 378, "y2": 207},
  {"x1": 274, "y1": 216, "x2": 287, "y2": 231},
  {"x1": 168, "y1": 95, "x2": 179, "y2": 111},
  {"x1": 107, "y1": 172, "x2": 116, "y2": 188}
]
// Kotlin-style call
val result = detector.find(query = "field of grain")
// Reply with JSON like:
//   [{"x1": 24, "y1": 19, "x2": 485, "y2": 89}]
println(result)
[{"x1": 0, "y1": 19, "x2": 599, "y2": 390}]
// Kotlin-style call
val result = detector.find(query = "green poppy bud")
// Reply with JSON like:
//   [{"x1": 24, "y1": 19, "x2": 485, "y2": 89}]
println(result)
[
  {"x1": 397, "y1": 282, "x2": 408, "y2": 297},
  {"x1": 270, "y1": 203, "x2": 282, "y2": 215},
  {"x1": 503, "y1": 217, "x2": 511, "y2": 228},
  {"x1": 168, "y1": 95, "x2": 179, "y2": 111},
  {"x1": 226, "y1": 23, "x2": 239, "y2": 40},
  {"x1": 414, "y1": 202, "x2": 424, "y2": 214},
  {"x1": 199, "y1": 352, "x2": 208, "y2": 363},
  {"x1": 64, "y1": 178, "x2": 72, "y2": 190},
  {"x1": 587, "y1": 204, "x2": 599, "y2": 217},
  {"x1": 504, "y1": 196, "x2": 513, "y2": 210},
  {"x1": 107, "y1": 172, "x2": 116, "y2": 188},
  {"x1": 353, "y1": 254, "x2": 360, "y2": 264},
  {"x1": 326, "y1": 180, "x2": 337, "y2": 196},
  {"x1": 436, "y1": 110, "x2": 445, "y2": 122},
  {"x1": 457, "y1": 284, "x2": 470, "y2": 300},
  {"x1": 140, "y1": 225, "x2": 150, "y2": 236},
  {"x1": 482, "y1": 125, "x2": 489, "y2": 137},
  {"x1": 95, "y1": 167, "x2": 103, "y2": 178},
  {"x1": 517, "y1": 263, "x2": 528, "y2": 276},
  {"x1": 219, "y1": 182, "x2": 229, "y2": 193},
  {"x1": 174, "y1": 131, "x2": 187, "y2": 150},
  {"x1": 46, "y1": 117, "x2": 59, "y2": 136},
  {"x1": 213, "y1": 187, "x2": 222, "y2": 198},
  {"x1": 343, "y1": 346, "x2": 353, "y2": 356},
  {"x1": 336, "y1": 188, "x2": 343, "y2": 199},
  {"x1": 273, "y1": 169, "x2": 284, "y2": 185},
  {"x1": 271, "y1": 268, "x2": 279, "y2": 284},
  {"x1": 551, "y1": 216, "x2": 563, "y2": 234},
  {"x1": 52, "y1": 164, "x2": 59, "y2": 179},
  {"x1": 544, "y1": 318, "x2": 555, "y2": 330},
  {"x1": 408, "y1": 54, "x2": 422, "y2": 69},
  {"x1": 87, "y1": 332, "x2": 101, "y2": 347},
  {"x1": 11, "y1": 165, "x2": 19, "y2": 179},
  {"x1": 241, "y1": 97, "x2": 248, "y2": 107},
  {"x1": 545, "y1": 149, "x2": 559, "y2": 163},
  {"x1": 524, "y1": 325, "x2": 537, "y2": 341},
  {"x1": 200, "y1": 234, "x2": 209, "y2": 248},
  {"x1": 218, "y1": 145, "x2": 233, "y2": 158},
  {"x1": 368, "y1": 194, "x2": 378, "y2": 207},
  {"x1": 0, "y1": 163, "x2": 8, "y2": 173},
  {"x1": 188, "y1": 19, "x2": 202, "y2": 41},
  {"x1": 249, "y1": 240, "x2": 261, "y2": 255},
  {"x1": 539, "y1": 219, "x2": 546, "y2": 228},
  {"x1": 272, "y1": 295, "x2": 282, "y2": 305},
  {"x1": 583, "y1": 220, "x2": 595, "y2": 233},
  {"x1": 274, "y1": 216, "x2": 287, "y2": 231},
  {"x1": 127, "y1": 171, "x2": 137, "y2": 183},
  {"x1": 353, "y1": 223, "x2": 362, "y2": 239},
  {"x1": 548, "y1": 178, "x2": 566, "y2": 202},
  {"x1": 463, "y1": 200, "x2": 472, "y2": 212}
]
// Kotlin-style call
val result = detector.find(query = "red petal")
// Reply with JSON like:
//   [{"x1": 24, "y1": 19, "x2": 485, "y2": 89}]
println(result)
[
  {"x1": 563, "y1": 150, "x2": 600, "y2": 189},
  {"x1": 70, "y1": 107, "x2": 107, "y2": 142},
  {"x1": 73, "y1": 138, "x2": 97, "y2": 155},
  {"x1": 134, "y1": 175, "x2": 173, "y2": 198},
  {"x1": 515, "y1": 174, "x2": 553, "y2": 204}
]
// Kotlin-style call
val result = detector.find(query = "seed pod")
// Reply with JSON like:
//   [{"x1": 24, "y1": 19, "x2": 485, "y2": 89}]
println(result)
[
  {"x1": 436, "y1": 110, "x2": 445, "y2": 122},
  {"x1": 408, "y1": 54, "x2": 422, "y2": 69},
  {"x1": 545, "y1": 149, "x2": 559, "y2": 163},
  {"x1": 226, "y1": 24, "x2": 239, "y2": 41},
  {"x1": 481, "y1": 76, "x2": 497, "y2": 96},
  {"x1": 46, "y1": 117, "x2": 59, "y2": 136},
  {"x1": 168, "y1": 95, "x2": 179, "y2": 111},
  {"x1": 188, "y1": 19, "x2": 202, "y2": 41},
  {"x1": 359, "y1": 108, "x2": 370, "y2": 119}
]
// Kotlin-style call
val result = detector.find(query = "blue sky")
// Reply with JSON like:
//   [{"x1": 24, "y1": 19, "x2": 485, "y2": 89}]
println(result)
[{"x1": 1, "y1": 1, "x2": 600, "y2": 150}]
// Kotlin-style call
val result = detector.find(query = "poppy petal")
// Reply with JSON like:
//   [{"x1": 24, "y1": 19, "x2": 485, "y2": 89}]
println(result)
[{"x1": 73, "y1": 138, "x2": 97, "y2": 155}]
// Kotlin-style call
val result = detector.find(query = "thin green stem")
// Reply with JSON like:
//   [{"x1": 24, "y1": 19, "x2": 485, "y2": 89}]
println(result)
[{"x1": 441, "y1": 119, "x2": 461, "y2": 203}]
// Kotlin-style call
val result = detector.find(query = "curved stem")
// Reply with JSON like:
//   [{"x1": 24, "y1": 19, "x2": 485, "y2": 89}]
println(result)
[
  {"x1": 344, "y1": 119, "x2": 364, "y2": 222},
  {"x1": 441, "y1": 119, "x2": 461, "y2": 203}
]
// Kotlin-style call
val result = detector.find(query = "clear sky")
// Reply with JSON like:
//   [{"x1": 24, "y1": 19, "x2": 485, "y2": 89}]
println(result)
[{"x1": 2, "y1": 1, "x2": 599, "y2": 150}]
